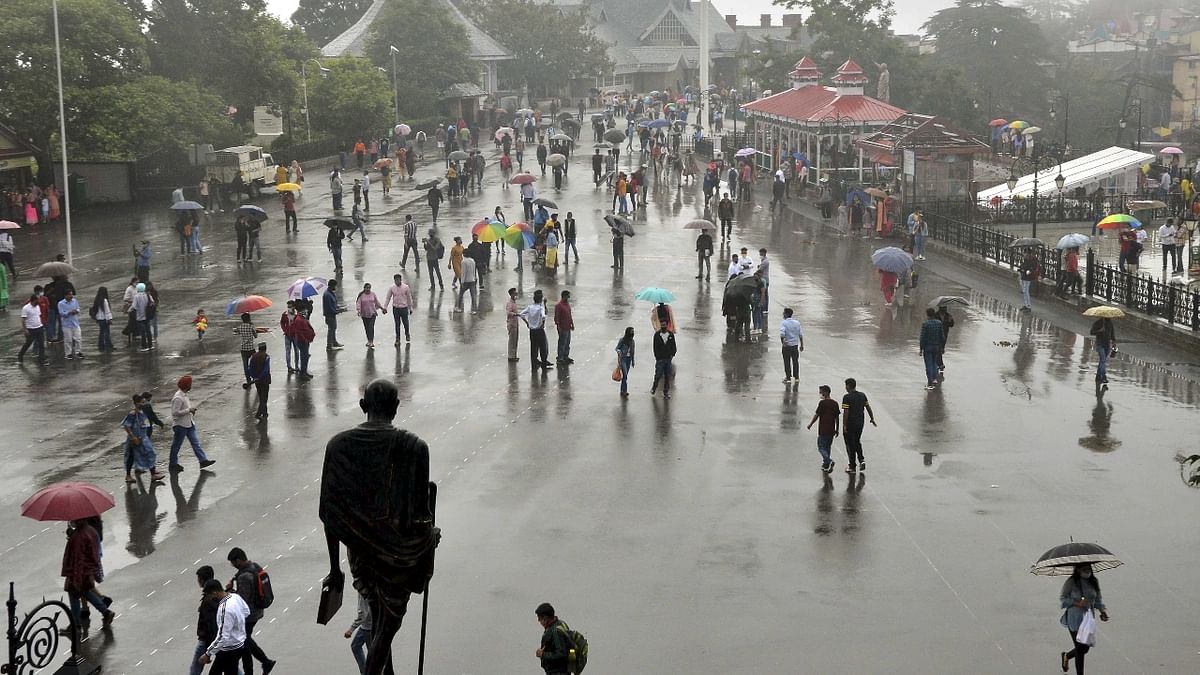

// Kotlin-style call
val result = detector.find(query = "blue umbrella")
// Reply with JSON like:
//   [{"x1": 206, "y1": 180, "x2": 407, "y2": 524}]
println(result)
[
  {"x1": 791, "y1": 152, "x2": 812, "y2": 168},
  {"x1": 845, "y1": 188, "x2": 869, "y2": 205},
  {"x1": 871, "y1": 247, "x2": 914, "y2": 273},
  {"x1": 647, "y1": 119, "x2": 670, "y2": 129},
  {"x1": 286, "y1": 276, "x2": 328, "y2": 299},
  {"x1": 235, "y1": 204, "x2": 268, "y2": 221},
  {"x1": 636, "y1": 287, "x2": 675, "y2": 304}
]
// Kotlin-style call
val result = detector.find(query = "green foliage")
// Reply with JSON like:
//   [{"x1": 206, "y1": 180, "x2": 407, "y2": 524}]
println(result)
[
  {"x1": 743, "y1": 45, "x2": 802, "y2": 95},
  {"x1": 774, "y1": 0, "x2": 895, "y2": 66},
  {"x1": 147, "y1": 0, "x2": 317, "y2": 122},
  {"x1": 308, "y1": 58, "x2": 393, "y2": 141},
  {"x1": 291, "y1": 0, "x2": 375, "y2": 47},
  {"x1": 365, "y1": 0, "x2": 478, "y2": 118},
  {"x1": 69, "y1": 76, "x2": 242, "y2": 159},
  {"x1": 922, "y1": 0, "x2": 1052, "y2": 121},
  {"x1": 464, "y1": 0, "x2": 611, "y2": 96},
  {"x1": 0, "y1": 0, "x2": 148, "y2": 149}
]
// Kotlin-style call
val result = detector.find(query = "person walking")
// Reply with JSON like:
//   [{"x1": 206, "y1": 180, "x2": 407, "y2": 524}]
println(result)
[
  {"x1": 197, "y1": 579, "x2": 251, "y2": 675},
  {"x1": 506, "y1": 287, "x2": 521, "y2": 362},
  {"x1": 61, "y1": 517, "x2": 116, "y2": 629},
  {"x1": 123, "y1": 393, "x2": 164, "y2": 481},
  {"x1": 1090, "y1": 316, "x2": 1116, "y2": 386},
  {"x1": 554, "y1": 290, "x2": 574, "y2": 364},
  {"x1": 327, "y1": 224, "x2": 344, "y2": 273},
  {"x1": 235, "y1": 216, "x2": 249, "y2": 262},
  {"x1": 280, "y1": 301, "x2": 299, "y2": 374},
  {"x1": 168, "y1": 375, "x2": 215, "y2": 472},
  {"x1": 695, "y1": 230, "x2": 713, "y2": 280},
  {"x1": 650, "y1": 324, "x2": 677, "y2": 399},
  {"x1": 133, "y1": 239, "x2": 152, "y2": 281},
  {"x1": 226, "y1": 548, "x2": 276, "y2": 674},
  {"x1": 423, "y1": 230, "x2": 445, "y2": 290},
  {"x1": 934, "y1": 306, "x2": 955, "y2": 371},
  {"x1": 17, "y1": 293, "x2": 47, "y2": 365},
  {"x1": 427, "y1": 185, "x2": 444, "y2": 223},
  {"x1": 234, "y1": 313, "x2": 265, "y2": 385},
  {"x1": 324, "y1": 280, "x2": 344, "y2": 351},
  {"x1": 344, "y1": 591, "x2": 372, "y2": 675},
  {"x1": 841, "y1": 378, "x2": 876, "y2": 473},
  {"x1": 401, "y1": 215, "x2": 420, "y2": 270},
  {"x1": 1058, "y1": 564, "x2": 1110, "y2": 675},
  {"x1": 910, "y1": 210, "x2": 928, "y2": 260},
  {"x1": 449, "y1": 236, "x2": 464, "y2": 287},
  {"x1": 805, "y1": 384, "x2": 840, "y2": 473},
  {"x1": 355, "y1": 283, "x2": 384, "y2": 348},
  {"x1": 0, "y1": 229, "x2": 17, "y2": 280},
  {"x1": 58, "y1": 288, "x2": 84, "y2": 359},
  {"x1": 779, "y1": 308, "x2": 804, "y2": 383},
  {"x1": 330, "y1": 168, "x2": 344, "y2": 211},
  {"x1": 534, "y1": 603, "x2": 574, "y2": 675},
  {"x1": 191, "y1": 567, "x2": 220, "y2": 675},
  {"x1": 91, "y1": 287, "x2": 114, "y2": 352},
  {"x1": 246, "y1": 343, "x2": 271, "y2": 419},
  {"x1": 455, "y1": 255, "x2": 478, "y2": 314},
  {"x1": 281, "y1": 190, "x2": 297, "y2": 233},
  {"x1": 360, "y1": 170, "x2": 371, "y2": 211},
  {"x1": 615, "y1": 326, "x2": 635, "y2": 397},
  {"x1": 384, "y1": 274, "x2": 413, "y2": 343},
  {"x1": 919, "y1": 308, "x2": 945, "y2": 390},
  {"x1": 610, "y1": 221, "x2": 625, "y2": 270},
  {"x1": 562, "y1": 212, "x2": 579, "y2": 264},
  {"x1": 520, "y1": 290, "x2": 552, "y2": 370},
  {"x1": 292, "y1": 310, "x2": 315, "y2": 380},
  {"x1": 1019, "y1": 250, "x2": 1040, "y2": 311}
]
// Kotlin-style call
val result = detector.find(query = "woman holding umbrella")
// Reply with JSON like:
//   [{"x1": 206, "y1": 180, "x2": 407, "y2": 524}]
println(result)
[{"x1": 1059, "y1": 564, "x2": 1109, "y2": 674}]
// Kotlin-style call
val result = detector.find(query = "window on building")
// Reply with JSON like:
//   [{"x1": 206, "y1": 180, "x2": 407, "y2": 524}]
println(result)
[
  {"x1": 597, "y1": 73, "x2": 633, "y2": 88},
  {"x1": 644, "y1": 13, "x2": 694, "y2": 45}
]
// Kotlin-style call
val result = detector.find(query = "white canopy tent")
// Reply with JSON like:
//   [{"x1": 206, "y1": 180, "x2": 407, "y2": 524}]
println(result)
[{"x1": 977, "y1": 146, "x2": 1155, "y2": 201}]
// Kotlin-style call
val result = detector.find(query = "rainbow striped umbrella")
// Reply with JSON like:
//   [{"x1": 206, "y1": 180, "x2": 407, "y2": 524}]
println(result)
[
  {"x1": 1096, "y1": 213, "x2": 1141, "y2": 230},
  {"x1": 1007, "y1": 120, "x2": 1029, "y2": 130},
  {"x1": 503, "y1": 223, "x2": 535, "y2": 250}
]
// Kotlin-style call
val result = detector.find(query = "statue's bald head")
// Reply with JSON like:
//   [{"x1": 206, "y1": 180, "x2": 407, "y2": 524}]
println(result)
[{"x1": 360, "y1": 379, "x2": 400, "y2": 420}]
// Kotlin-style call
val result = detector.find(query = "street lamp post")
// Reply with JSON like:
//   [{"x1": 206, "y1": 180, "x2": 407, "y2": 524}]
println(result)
[
  {"x1": 300, "y1": 58, "x2": 328, "y2": 143},
  {"x1": 390, "y1": 45, "x2": 400, "y2": 126},
  {"x1": 51, "y1": 0, "x2": 73, "y2": 264},
  {"x1": 1006, "y1": 135, "x2": 1064, "y2": 239},
  {"x1": 1118, "y1": 99, "x2": 1143, "y2": 151}
]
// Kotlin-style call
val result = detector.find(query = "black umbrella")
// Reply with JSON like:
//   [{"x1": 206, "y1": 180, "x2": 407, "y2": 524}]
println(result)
[
  {"x1": 415, "y1": 180, "x2": 440, "y2": 191},
  {"x1": 604, "y1": 214, "x2": 634, "y2": 237},
  {"x1": 324, "y1": 218, "x2": 355, "y2": 231},
  {"x1": 1029, "y1": 542, "x2": 1123, "y2": 576},
  {"x1": 723, "y1": 276, "x2": 758, "y2": 305},
  {"x1": 1009, "y1": 237, "x2": 1045, "y2": 248}
]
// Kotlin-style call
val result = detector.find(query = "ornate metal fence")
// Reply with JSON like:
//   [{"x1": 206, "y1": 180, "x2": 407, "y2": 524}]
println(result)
[{"x1": 3, "y1": 582, "x2": 98, "y2": 675}]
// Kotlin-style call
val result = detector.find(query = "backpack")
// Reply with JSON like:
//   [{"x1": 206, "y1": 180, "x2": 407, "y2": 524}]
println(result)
[
  {"x1": 434, "y1": 242, "x2": 445, "y2": 260},
  {"x1": 249, "y1": 563, "x2": 274, "y2": 609},
  {"x1": 182, "y1": 221, "x2": 193, "y2": 236},
  {"x1": 556, "y1": 622, "x2": 588, "y2": 673}
]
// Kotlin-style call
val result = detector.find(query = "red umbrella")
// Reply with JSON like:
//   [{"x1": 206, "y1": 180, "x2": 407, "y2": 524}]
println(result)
[
  {"x1": 225, "y1": 294, "x2": 274, "y2": 316},
  {"x1": 509, "y1": 173, "x2": 536, "y2": 185},
  {"x1": 21, "y1": 482, "x2": 115, "y2": 521},
  {"x1": 989, "y1": 118, "x2": 1009, "y2": 127}
]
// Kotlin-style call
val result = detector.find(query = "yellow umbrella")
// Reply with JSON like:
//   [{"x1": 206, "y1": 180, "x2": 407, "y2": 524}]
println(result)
[
  {"x1": 1083, "y1": 306, "x2": 1125, "y2": 319},
  {"x1": 276, "y1": 182, "x2": 301, "y2": 192}
]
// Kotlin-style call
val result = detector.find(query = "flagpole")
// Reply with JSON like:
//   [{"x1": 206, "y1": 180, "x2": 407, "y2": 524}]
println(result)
[{"x1": 52, "y1": 0, "x2": 73, "y2": 264}]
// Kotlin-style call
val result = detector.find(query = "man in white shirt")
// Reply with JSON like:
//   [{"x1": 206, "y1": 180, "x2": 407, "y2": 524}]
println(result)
[
  {"x1": 360, "y1": 170, "x2": 371, "y2": 211},
  {"x1": 17, "y1": 294, "x2": 47, "y2": 365},
  {"x1": 1159, "y1": 219, "x2": 1181, "y2": 274},
  {"x1": 198, "y1": 579, "x2": 249, "y2": 674},
  {"x1": 169, "y1": 375, "x2": 215, "y2": 472},
  {"x1": 454, "y1": 256, "x2": 478, "y2": 314},
  {"x1": 384, "y1": 273, "x2": 413, "y2": 343},
  {"x1": 519, "y1": 289, "x2": 552, "y2": 370},
  {"x1": 728, "y1": 254, "x2": 741, "y2": 280},
  {"x1": 520, "y1": 178, "x2": 536, "y2": 221}
]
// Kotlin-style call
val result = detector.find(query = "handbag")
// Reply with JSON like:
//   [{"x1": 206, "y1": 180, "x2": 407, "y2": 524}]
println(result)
[
  {"x1": 315, "y1": 574, "x2": 343, "y2": 625},
  {"x1": 611, "y1": 362, "x2": 622, "y2": 381},
  {"x1": 1076, "y1": 608, "x2": 1097, "y2": 646}
]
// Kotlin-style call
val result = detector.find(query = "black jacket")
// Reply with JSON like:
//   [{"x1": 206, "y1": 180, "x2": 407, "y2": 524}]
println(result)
[
  {"x1": 197, "y1": 593, "x2": 219, "y2": 642},
  {"x1": 539, "y1": 619, "x2": 571, "y2": 674},
  {"x1": 652, "y1": 331, "x2": 677, "y2": 360},
  {"x1": 717, "y1": 199, "x2": 733, "y2": 219}
]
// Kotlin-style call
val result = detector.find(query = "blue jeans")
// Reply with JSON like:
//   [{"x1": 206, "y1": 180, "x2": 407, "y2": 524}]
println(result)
[
  {"x1": 1096, "y1": 343, "x2": 1110, "y2": 381},
  {"x1": 923, "y1": 350, "x2": 940, "y2": 385},
  {"x1": 284, "y1": 337, "x2": 298, "y2": 370},
  {"x1": 1020, "y1": 280, "x2": 1032, "y2": 308},
  {"x1": 190, "y1": 639, "x2": 207, "y2": 675},
  {"x1": 619, "y1": 355, "x2": 632, "y2": 394},
  {"x1": 97, "y1": 319, "x2": 112, "y2": 350},
  {"x1": 191, "y1": 226, "x2": 201, "y2": 253},
  {"x1": 47, "y1": 305, "x2": 60, "y2": 341},
  {"x1": 913, "y1": 233, "x2": 926, "y2": 256},
  {"x1": 817, "y1": 434, "x2": 833, "y2": 467},
  {"x1": 393, "y1": 307, "x2": 410, "y2": 340},
  {"x1": 169, "y1": 425, "x2": 210, "y2": 466},
  {"x1": 67, "y1": 588, "x2": 107, "y2": 625},
  {"x1": 653, "y1": 358, "x2": 673, "y2": 394},
  {"x1": 350, "y1": 627, "x2": 370, "y2": 674},
  {"x1": 557, "y1": 329, "x2": 571, "y2": 361}
]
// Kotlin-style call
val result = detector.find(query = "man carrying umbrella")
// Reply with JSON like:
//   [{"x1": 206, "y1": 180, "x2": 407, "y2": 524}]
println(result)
[
  {"x1": 695, "y1": 229, "x2": 713, "y2": 280},
  {"x1": 918, "y1": 308, "x2": 945, "y2": 390},
  {"x1": 62, "y1": 515, "x2": 116, "y2": 628}
]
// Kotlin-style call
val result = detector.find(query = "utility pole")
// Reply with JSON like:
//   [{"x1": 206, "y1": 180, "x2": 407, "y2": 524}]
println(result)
[
  {"x1": 390, "y1": 45, "x2": 400, "y2": 125},
  {"x1": 699, "y1": 0, "x2": 710, "y2": 142}
]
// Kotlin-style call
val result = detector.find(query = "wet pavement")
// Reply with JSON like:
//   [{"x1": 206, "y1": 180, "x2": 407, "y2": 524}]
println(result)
[{"x1": 2, "y1": 130, "x2": 1200, "y2": 674}]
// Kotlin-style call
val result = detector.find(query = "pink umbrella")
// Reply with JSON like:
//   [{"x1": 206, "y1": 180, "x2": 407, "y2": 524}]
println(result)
[
  {"x1": 22, "y1": 482, "x2": 115, "y2": 521},
  {"x1": 1160, "y1": 146, "x2": 1184, "y2": 155},
  {"x1": 0, "y1": 220, "x2": 20, "y2": 230},
  {"x1": 676, "y1": 98, "x2": 687, "y2": 106},
  {"x1": 509, "y1": 173, "x2": 536, "y2": 185}
]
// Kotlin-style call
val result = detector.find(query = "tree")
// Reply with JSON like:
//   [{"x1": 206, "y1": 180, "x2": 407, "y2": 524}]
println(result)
[
  {"x1": 291, "y1": 0, "x2": 374, "y2": 47},
  {"x1": 922, "y1": 0, "x2": 1052, "y2": 123},
  {"x1": 364, "y1": 0, "x2": 477, "y2": 118},
  {"x1": 307, "y1": 58, "x2": 393, "y2": 141},
  {"x1": 147, "y1": 0, "x2": 315, "y2": 125},
  {"x1": 464, "y1": 0, "x2": 611, "y2": 96},
  {"x1": 0, "y1": 0, "x2": 148, "y2": 158},
  {"x1": 69, "y1": 76, "x2": 243, "y2": 159},
  {"x1": 743, "y1": 45, "x2": 802, "y2": 95},
  {"x1": 774, "y1": 0, "x2": 895, "y2": 66}
]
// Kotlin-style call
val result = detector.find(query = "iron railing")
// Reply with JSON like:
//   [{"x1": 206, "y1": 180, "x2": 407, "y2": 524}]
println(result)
[{"x1": 920, "y1": 207, "x2": 1200, "y2": 331}]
